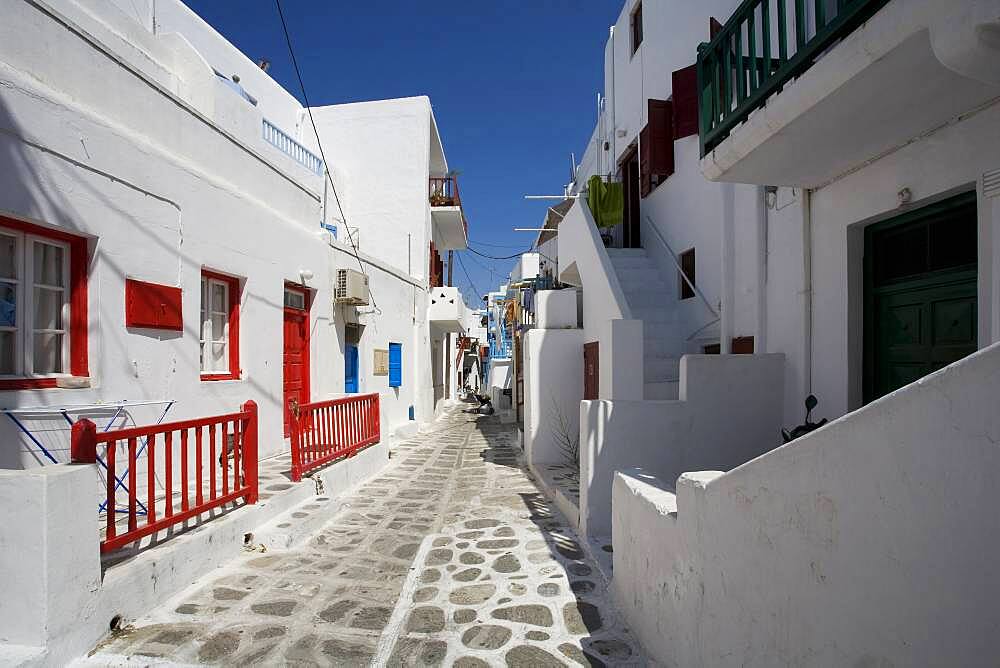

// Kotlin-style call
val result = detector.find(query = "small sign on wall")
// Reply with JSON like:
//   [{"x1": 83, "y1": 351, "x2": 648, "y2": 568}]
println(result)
[{"x1": 373, "y1": 349, "x2": 389, "y2": 376}]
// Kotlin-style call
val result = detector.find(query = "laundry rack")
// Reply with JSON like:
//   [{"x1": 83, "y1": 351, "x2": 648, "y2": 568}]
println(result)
[{"x1": 2, "y1": 399, "x2": 175, "y2": 513}]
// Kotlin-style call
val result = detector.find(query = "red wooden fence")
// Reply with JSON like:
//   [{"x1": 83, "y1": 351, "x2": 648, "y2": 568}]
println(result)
[
  {"x1": 289, "y1": 393, "x2": 380, "y2": 482},
  {"x1": 72, "y1": 401, "x2": 259, "y2": 553}
]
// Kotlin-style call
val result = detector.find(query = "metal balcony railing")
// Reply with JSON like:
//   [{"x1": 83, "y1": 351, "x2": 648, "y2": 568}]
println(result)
[
  {"x1": 698, "y1": 0, "x2": 889, "y2": 156},
  {"x1": 429, "y1": 176, "x2": 468, "y2": 236},
  {"x1": 262, "y1": 119, "x2": 324, "y2": 176}
]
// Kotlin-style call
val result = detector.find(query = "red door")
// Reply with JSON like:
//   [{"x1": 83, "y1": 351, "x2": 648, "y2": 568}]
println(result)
[{"x1": 283, "y1": 286, "x2": 310, "y2": 436}]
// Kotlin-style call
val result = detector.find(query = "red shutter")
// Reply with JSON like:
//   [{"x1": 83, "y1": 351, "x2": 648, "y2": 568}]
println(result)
[
  {"x1": 583, "y1": 341, "x2": 599, "y2": 400},
  {"x1": 672, "y1": 64, "x2": 699, "y2": 139},
  {"x1": 710, "y1": 17, "x2": 723, "y2": 38},
  {"x1": 125, "y1": 279, "x2": 183, "y2": 330},
  {"x1": 640, "y1": 98, "x2": 674, "y2": 197}
]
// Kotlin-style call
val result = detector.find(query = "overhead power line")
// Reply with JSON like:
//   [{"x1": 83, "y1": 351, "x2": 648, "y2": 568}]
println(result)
[
  {"x1": 273, "y1": 0, "x2": 380, "y2": 312},
  {"x1": 455, "y1": 252, "x2": 484, "y2": 304}
]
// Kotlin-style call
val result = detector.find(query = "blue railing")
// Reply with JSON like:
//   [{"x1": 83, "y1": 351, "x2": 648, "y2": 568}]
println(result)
[
  {"x1": 262, "y1": 119, "x2": 324, "y2": 176},
  {"x1": 489, "y1": 337, "x2": 512, "y2": 359}
]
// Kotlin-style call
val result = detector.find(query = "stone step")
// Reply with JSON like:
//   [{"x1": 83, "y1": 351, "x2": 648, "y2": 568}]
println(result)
[
  {"x1": 606, "y1": 248, "x2": 648, "y2": 257},
  {"x1": 631, "y1": 306, "x2": 672, "y2": 324},
  {"x1": 617, "y1": 270, "x2": 667, "y2": 289},
  {"x1": 644, "y1": 380, "x2": 680, "y2": 400},
  {"x1": 623, "y1": 289, "x2": 671, "y2": 308}
]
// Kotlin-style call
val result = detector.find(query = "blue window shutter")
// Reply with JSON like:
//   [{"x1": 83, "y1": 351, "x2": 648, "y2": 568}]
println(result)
[
  {"x1": 345, "y1": 345, "x2": 359, "y2": 393},
  {"x1": 388, "y1": 342, "x2": 402, "y2": 387}
]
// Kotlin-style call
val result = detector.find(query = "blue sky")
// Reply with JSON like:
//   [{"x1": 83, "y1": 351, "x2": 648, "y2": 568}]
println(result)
[{"x1": 184, "y1": 0, "x2": 621, "y2": 306}]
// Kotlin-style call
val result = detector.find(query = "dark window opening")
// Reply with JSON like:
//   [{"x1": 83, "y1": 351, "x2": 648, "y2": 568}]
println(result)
[
  {"x1": 679, "y1": 248, "x2": 696, "y2": 300},
  {"x1": 870, "y1": 197, "x2": 977, "y2": 287},
  {"x1": 630, "y1": 3, "x2": 643, "y2": 54}
]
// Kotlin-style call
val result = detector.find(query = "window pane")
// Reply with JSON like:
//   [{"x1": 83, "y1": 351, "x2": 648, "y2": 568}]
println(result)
[
  {"x1": 33, "y1": 242, "x2": 64, "y2": 287},
  {"x1": 212, "y1": 282, "x2": 227, "y2": 312},
  {"x1": 0, "y1": 331, "x2": 14, "y2": 374},
  {"x1": 211, "y1": 313, "x2": 227, "y2": 342},
  {"x1": 0, "y1": 282, "x2": 16, "y2": 327},
  {"x1": 33, "y1": 332, "x2": 63, "y2": 374},
  {"x1": 200, "y1": 278, "x2": 208, "y2": 325},
  {"x1": 33, "y1": 287, "x2": 63, "y2": 330},
  {"x1": 0, "y1": 235, "x2": 16, "y2": 279},
  {"x1": 284, "y1": 289, "x2": 305, "y2": 309},
  {"x1": 211, "y1": 342, "x2": 227, "y2": 370}
]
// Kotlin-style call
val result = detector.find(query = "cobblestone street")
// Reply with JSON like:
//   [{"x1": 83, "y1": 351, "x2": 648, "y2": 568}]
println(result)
[{"x1": 90, "y1": 406, "x2": 644, "y2": 667}]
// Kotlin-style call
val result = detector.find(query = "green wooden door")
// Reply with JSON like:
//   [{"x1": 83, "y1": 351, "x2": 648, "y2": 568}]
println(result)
[{"x1": 864, "y1": 192, "x2": 978, "y2": 403}]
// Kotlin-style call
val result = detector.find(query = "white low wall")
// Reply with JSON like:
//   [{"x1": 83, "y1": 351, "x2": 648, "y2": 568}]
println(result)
[
  {"x1": 612, "y1": 342, "x2": 1000, "y2": 667},
  {"x1": 0, "y1": 442, "x2": 387, "y2": 666},
  {"x1": 523, "y1": 328, "x2": 585, "y2": 467},
  {"x1": 580, "y1": 353, "x2": 784, "y2": 538}
]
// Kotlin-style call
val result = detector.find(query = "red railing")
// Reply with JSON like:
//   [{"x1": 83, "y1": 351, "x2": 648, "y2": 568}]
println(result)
[
  {"x1": 72, "y1": 401, "x2": 259, "y2": 553},
  {"x1": 289, "y1": 393, "x2": 380, "y2": 482}
]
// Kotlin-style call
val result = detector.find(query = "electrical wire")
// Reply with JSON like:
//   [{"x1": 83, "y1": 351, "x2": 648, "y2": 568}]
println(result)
[
  {"x1": 274, "y1": 0, "x2": 380, "y2": 312},
  {"x1": 466, "y1": 244, "x2": 535, "y2": 261},
  {"x1": 455, "y1": 252, "x2": 485, "y2": 304}
]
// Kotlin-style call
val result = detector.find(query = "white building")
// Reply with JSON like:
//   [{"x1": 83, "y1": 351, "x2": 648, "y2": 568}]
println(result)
[
  {"x1": 522, "y1": 0, "x2": 1000, "y2": 664},
  {"x1": 0, "y1": 0, "x2": 472, "y2": 661}
]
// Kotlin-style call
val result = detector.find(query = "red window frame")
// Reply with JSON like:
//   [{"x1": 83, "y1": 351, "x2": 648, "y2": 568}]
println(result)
[
  {"x1": 0, "y1": 215, "x2": 88, "y2": 391},
  {"x1": 200, "y1": 269, "x2": 241, "y2": 381}
]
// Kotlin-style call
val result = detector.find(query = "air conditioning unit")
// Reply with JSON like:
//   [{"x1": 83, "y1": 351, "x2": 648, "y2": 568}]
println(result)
[{"x1": 335, "y1": 268, "x2": 369, "y2": 306}]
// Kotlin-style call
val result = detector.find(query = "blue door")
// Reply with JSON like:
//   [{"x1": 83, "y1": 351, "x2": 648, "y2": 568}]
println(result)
[{"x1": 345, "y1": 345, "x2": 359, "y2": 393}]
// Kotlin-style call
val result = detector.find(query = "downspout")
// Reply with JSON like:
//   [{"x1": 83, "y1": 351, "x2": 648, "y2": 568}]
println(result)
[
  {"x1": 802, "y1": 188, "x2": 813, "y2": 394},
  {"x1": 720, "y1": 183, "x2": 736, "y2": 354},
  {"x1": 755, "y1": 186, "x2": 768, "y2": 353},
  {"x1": 609, "y1": 26, "x2": 616, "y2": 166}
]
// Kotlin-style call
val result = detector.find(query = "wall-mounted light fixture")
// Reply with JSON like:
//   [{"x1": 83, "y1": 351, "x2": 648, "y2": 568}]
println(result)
[
  {"x1": 764, "y1": 185, "x2": 778, "y2": 209},
  {"x1": 898, "y1": 187, "x2": 912, "y2": 206},
  {"x1": 299, "y1": 269, "x2": 314, "y2": 283}
]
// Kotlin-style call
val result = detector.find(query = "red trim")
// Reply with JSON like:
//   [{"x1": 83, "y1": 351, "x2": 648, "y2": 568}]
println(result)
[
  {"x1": 0, "y1": 378, "x2": 58, "y2": 390},
  {"x1": 201, "y1": 269, "x2": 241, "y2": 381},
  {"x1": 0, "y1": 215, "x2": 89, "y2": 388}
]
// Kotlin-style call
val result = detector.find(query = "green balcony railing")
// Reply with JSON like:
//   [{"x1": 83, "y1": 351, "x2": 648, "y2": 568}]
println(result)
[{"x1": 698, "y1": 0, "x2": 890, "y2": 157}]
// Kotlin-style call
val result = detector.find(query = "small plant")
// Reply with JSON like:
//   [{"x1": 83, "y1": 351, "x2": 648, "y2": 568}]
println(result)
[{"x1": 549, "y1": 394, "x2": 579, "y2": 467}]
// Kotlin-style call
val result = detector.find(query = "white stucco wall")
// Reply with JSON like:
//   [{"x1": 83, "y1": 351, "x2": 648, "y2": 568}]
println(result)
[
  {"x1": 0, "y1": 0, "x2": 446, "y2": 469},
  {"x1": 522, "y1": 328, "x2": 584, "y2": 467},
  {"x1": 612, "y1": 341, "x2": 1000, "y2": 667},
  {"x1": 579, "y1": 353, "x2": 784, "y2": 538},
  {"x1": 303, "y1": 98, "x2": 434, "y2": 279}
]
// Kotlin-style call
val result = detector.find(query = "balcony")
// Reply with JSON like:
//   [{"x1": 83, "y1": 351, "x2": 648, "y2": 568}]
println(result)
[
  {"x1": 429, "y1": 176, "x2": 469, "y2": 251},
  {"x1": 698, "y1": 0, "x2": 1000, "y2": 188},
  {"x1": 428, "y1": 286, "x2": 467, "y2": 333},
  {"x1": 263, "y1": 119, "x2": 324, "y2": 176}
]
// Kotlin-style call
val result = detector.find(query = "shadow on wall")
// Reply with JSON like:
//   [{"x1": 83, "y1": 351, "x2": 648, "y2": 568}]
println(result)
[
  {"x1": 579, "y1": 353, "x2": 786, "y2": 539},
  {"x1": 0, "y1": 86, "x2": 283, "y2": 469}
]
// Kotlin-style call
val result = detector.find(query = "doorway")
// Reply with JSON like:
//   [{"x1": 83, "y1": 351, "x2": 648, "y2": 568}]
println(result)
[
  {"x1": 283, "y1": 284, "x2": 311, "y2": 436},
  {"x1": 863, "y1": 192, "x2": 978, "y2": 403},
  {"x1": 620, "y1": 149, "x2": 642, "y2": 249}
]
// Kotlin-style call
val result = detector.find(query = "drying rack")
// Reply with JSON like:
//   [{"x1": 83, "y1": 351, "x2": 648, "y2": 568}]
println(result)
[{"x1": 2, "y1": 399, "x2": 175, "y2": 513}]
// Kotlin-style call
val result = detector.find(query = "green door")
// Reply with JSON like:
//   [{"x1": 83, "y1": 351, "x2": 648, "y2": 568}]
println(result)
[{"x1": 864, "y1": 192, "x2": 978, "y2": 403}]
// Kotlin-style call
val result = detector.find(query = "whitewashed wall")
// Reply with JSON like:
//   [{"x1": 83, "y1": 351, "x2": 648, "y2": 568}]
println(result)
[
  {"x1": 612, "y1": 341, "x2": 1000, "y2": 667},
  {"x1": 579, "y1": 353, "x2": 784, "y2": 538}
]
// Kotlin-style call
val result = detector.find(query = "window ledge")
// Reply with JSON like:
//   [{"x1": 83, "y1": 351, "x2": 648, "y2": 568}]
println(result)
[
  {"x1": 200, "y1": 373, "x2": 242, "y2": 382},
  {"x1": 0, "y1": 376, "x2": 90, "y2": 392}
]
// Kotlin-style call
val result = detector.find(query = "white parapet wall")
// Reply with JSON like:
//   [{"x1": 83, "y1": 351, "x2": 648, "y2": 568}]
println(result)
[
  {"x1": 580, "y1": 353, "x2": 785, "y2": 539},
  {"x1": 611, "y1": 341, "x2": 1000, "y2": 667},
  {"x1": 536, "y1": 289, "x2": 578, "y2": 330},
  {"x1": 522, "y1": 328, "x2": 585, "y2": 467}
]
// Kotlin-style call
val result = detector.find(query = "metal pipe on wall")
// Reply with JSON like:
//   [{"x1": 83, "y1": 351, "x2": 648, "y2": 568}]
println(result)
[
  {"x1": 755, "y1": 186, "x2": 769, "y2": 354},
  {"x1": 721, "y1": 183, "x2": 736, "y2": 354}
]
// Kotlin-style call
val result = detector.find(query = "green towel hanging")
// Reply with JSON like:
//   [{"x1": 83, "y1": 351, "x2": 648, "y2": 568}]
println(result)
[{"x1": 587, "y1": 175, "x2": 623, "y2": 229}]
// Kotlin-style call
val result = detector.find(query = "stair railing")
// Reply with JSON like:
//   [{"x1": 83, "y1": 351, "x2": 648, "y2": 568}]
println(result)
[{"x1": 644, "y1": 215, "x2": 719, "y2": 318}]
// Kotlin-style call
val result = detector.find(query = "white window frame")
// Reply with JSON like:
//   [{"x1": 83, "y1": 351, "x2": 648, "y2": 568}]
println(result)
[
  {"x1": 200, "y1": 276, "x2": 231, "y2": 375},
  {"x1": 0, "y1": 228, "x2": 71, "y2": 379}
]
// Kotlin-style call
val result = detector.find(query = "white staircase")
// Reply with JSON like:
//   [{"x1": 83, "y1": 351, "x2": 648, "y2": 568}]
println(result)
[{"x1": 607, "y1": 248, "x2": 680, "y2": 400}]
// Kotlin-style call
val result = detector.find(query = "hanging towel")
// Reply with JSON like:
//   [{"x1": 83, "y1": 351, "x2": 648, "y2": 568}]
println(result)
[{"x1": 587, "y1": 175, "x2": 624, "y2": 229}]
